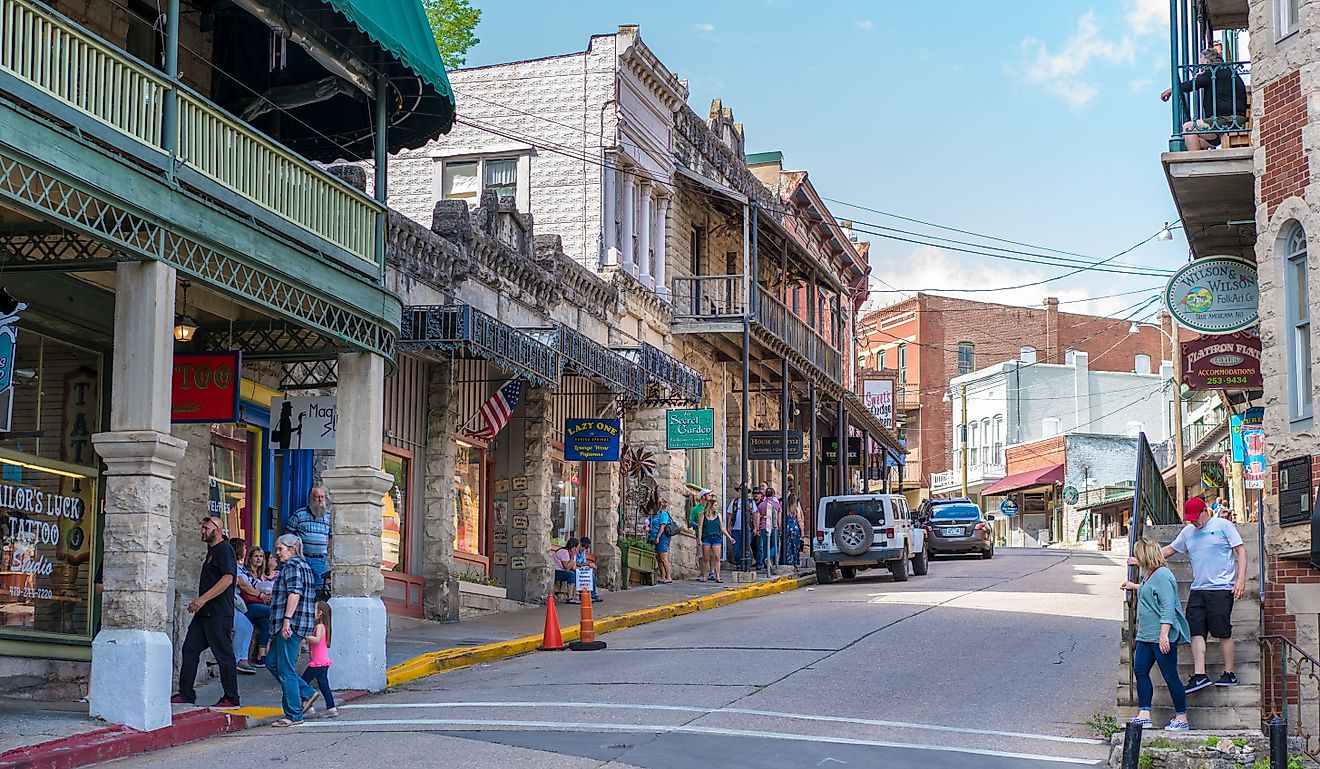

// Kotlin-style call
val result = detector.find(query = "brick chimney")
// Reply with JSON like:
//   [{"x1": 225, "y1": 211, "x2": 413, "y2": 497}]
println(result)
[{"x1": 1043, "y1": 296, "x2": 1060, "y2": 364}]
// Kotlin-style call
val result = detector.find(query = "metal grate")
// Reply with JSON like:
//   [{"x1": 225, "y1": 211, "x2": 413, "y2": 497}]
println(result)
[
  {"x1": 613, "y1": 342, "x2": 704, "y2": 404},
  {"x1": 399, "y1": 304, "x2": 560, "y2": 389}
]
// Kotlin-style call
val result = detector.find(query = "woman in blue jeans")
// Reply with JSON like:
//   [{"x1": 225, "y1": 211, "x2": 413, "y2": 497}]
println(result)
[{"x1": 1122, "y1": 537, "x2": 1191, "y2": 731}]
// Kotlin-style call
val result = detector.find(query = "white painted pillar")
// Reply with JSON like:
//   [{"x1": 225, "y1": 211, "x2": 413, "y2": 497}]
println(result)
[
  {"x1": 90, "y1": 261, "x2": 187, "y2": 732},
  {"x1": 638, "y1": 181, "x2": 653, "y2": 287},
  {"x1": 655, "y1": 193, "x2": 670, "y2": 299},
  {"x1": 324, "y1": 351, "x2": 393, "y2": 691},
  {"x1": 602, "y1": 158, "x2": 618, "y2": 267},
  {"x1": 620, "y1": 166, "x2": 636, "y2": 274}
]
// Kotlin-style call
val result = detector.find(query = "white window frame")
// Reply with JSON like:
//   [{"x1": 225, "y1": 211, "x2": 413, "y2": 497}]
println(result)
[
  {"x1": 957, "y1": 342, "x2": 975, "y2": 376},
  {"x1": 1277, "y1": 0, "x2": 1300, "y2": 40},
  {"x1": 1134, "y1": 354, "x2": 1152, "y2": 375},
  {"x1": 1283, "y1": 223, "x2": 1313, "y2": 427},
  {"x1": 1020, "y1": 346, "x2": 1037, "y2": 364},
  {"x1": 435, "y1": 154, "x2": 529, "y2": 211}
]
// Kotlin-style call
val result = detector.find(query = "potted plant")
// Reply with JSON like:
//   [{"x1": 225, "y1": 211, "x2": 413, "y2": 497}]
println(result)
[{"x1": 618, "y1": 445, "x2": 659, "y2": 587}]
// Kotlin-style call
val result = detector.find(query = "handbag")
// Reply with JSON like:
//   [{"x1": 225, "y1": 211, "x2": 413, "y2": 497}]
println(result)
[{"x1": 315, "y1": 570, "x2": 332, "y2": 603}]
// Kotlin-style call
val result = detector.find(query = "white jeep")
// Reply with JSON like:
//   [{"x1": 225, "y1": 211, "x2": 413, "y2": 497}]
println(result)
[{"x1": 812, "y1": 493, "x2": 928, "y2": 584}]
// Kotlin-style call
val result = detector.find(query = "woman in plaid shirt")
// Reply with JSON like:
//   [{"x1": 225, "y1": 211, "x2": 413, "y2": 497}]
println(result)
[{"x1": 267, "y1": 534, "x2": 320, "y2": 727}]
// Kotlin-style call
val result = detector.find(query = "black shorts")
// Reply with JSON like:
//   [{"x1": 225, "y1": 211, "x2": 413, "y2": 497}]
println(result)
[{"x1": 1187, "y1": 589, "x2": 1234, "y2": 639}]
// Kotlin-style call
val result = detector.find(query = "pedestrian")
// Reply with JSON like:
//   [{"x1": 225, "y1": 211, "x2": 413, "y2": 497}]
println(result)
[
  {"x1": 287, "y1": 486, "x2": 333, "y2": 591},
  {"x1": 725, "y1": 486, "x2": 750, "y2": 567},
  {"x1": 1159, "y1": 47, "x2": 1249, "y2": 150},
  {"x1": 688, "y1": 489, "x2": 708, "y2": 532},
  {"x1": 782, "y1": 491, "x2": 804, "y2": 567},
  {"x1": 577, "y1": 536, "x2": 602, "y2": 602},
  {"x1": 299, "y1": 601, "x2": 338, "y2": 719},
  {"x1": 1158, "y1": 496, "x2": 1247, "y2": 693},
  {"x1": 752, "y1": 486, "x2": 777, "y2": 569},
  {"x1": 239, "y1": 546, "x2": 275, "y2": 664},
  {"x1": 171, "y1": 516, "x2": 240, "y2": 709},
  {"x1": 698, "y1": 496, "x2": 733, "y2": 582},
  {"x1": 553, "y1": 537, "x2": 581, "y2": 604},
  {"x1": 1122, "y1": 537, "x2": 1192, "y2": 731},
  {"x1": 648, "y1": 499, "x2": 674, "y2": 584},
  {"x1": 266, "y1": 534, "x2": 320, "y2": 727}
]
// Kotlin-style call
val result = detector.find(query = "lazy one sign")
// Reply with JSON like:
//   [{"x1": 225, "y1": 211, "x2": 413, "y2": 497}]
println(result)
[
  {"x1": 564, "y1": 418, "x2": 622, "y2": 461},
  {"x1": 270, "y1": 395, "x2": 337, "y2": 451},
  {"x1": 171, "y1": 352, "x2": 241, "y2": 423},
  {"x1": 1180, "y1": 332, "x2": 1262, "y2": 390},
  {"x1": 1164, "y1": 256, "x2": 1259, "y2": 334}
]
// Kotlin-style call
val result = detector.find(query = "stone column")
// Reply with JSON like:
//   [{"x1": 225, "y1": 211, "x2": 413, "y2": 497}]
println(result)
[
  {"x1": 592, "y1": 394, "x2": 621, "y2": 589},
  {"x1": 637, "y1": 182, "x2": 653, "y2": 288},
  {"x1": 323, "y1": 351, "x2": 393, "y2": 691},
  {"x1": 630, "y1": 403, "x2": 694, "y2": 576},
  {"x1": 422, "y1": 361, "x2": 458, "y2": 620},
  {"x1": 169, "y1": 424, "x2": 211, "y2": 682},
  {"x1": 654, "y1": 193, "x2": 670, "y2": 299},
  {"x1": 521, "y1": 387, "x2": 555, "y2": 602},
  {"x1": 602, "y1": 160, "x2": 618, "y2": 267},
  {"x1": 89, "y1": 261, "x2": 187, "y2": 732},
  {"x1": 620, "y1": 165, "x2": 636, "y2": 274}
]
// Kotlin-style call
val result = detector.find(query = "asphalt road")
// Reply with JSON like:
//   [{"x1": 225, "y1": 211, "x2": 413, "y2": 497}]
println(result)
[{"x1": 104, "y1": 548, "x2": 1125, "y2": 769}]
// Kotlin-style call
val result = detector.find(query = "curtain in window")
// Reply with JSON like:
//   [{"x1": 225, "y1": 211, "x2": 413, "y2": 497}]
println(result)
[
  {"x1": 443, "y1": 162, "x2": 479, "y2": 199},
  {"x1": 484, "y1": 159, "x2": 517, "y2": 187}
]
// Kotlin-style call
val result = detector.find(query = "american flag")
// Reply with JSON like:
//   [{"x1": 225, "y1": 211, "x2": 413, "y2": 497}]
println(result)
[{"x1": 467, "y1": 379, "x2": 523, "y2": 441}]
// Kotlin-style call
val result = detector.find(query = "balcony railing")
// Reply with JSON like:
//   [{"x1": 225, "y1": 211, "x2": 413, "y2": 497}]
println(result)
[
  {"x1": 756, "y1": 290, "x2": 842, "y2": 382},
  {"x1": 671, "y1": 274, "x2": 745, "y2": 320},
  {"x1": 931, "y1": 462, "x2": 1005, "y2": 494},
  {"x1": 0, "y1": 0, "x2": 381, "y2": 270},
  {"x1": 1169, "y1": 61, "x2": 1251, "y2": 148}
]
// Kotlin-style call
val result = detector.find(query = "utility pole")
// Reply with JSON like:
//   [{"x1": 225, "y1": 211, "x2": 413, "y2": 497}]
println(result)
[
  {"x1": 960, "y1": 383, "x2": 969, "y2": 498},
  {"x1": 1170, "y1": 322, "x2": 1187, "y2": 514}
]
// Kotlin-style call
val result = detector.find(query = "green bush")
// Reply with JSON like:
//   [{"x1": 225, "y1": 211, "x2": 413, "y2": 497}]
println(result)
[
  {"x1": 1085, "y1": 713, "x2": 1121, "y2": 740},
  {"x1": 619, "y1": 537, "x2": 654, "y2": 552},
  {"x1": 1232, "y1": 738, "x2": 1248, "y2": 748},
  {"x1": 1138, "y1": 750, "x2": 1155, "y2": 769},
  {"x1": 457, "y1": 573, "x2": 504, "y2": 588},
  {"x1": 1203, "y1": 735, "x2": 1220, "y2": 748}
]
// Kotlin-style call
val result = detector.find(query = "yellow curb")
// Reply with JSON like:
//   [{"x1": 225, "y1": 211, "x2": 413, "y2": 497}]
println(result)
[
  {"x1": 385, "y1": 574, "x2": 812, "y2": 688},
  {"x1": 230, "y1": 706, "x2": 283, "y2": 719}
]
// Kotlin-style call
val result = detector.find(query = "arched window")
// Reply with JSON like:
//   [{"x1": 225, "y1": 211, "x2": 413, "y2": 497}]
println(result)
[
  {"x1": 992, "y1": 415, "x2": 1004, "y2": 464},
  {"x1": 968, "y1": 421, "x2": 979, "y2": 465},
  {"x1": 1134, "y1": 354, "x2": 1151, "y2": 374},
  {"x1": 1283, "y1": 223, "x2": 1313, "y2": 425},
  {"x1": 1020, "y1": 346, "x2": 1037, "y2": 364}
]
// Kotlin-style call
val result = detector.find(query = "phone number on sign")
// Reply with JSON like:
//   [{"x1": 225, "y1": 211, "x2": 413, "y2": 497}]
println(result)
[
  {"x1": 1201, "y1": 376, "x2": 1251, "y2": 386},
  {"x1": 8, "y1": 585, "x2": 53, "y2": 600}
]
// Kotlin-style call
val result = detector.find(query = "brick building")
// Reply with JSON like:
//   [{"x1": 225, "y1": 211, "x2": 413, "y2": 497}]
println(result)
[{"x1": 856, "y1": 293, "x2": 1167, "y2": 505}]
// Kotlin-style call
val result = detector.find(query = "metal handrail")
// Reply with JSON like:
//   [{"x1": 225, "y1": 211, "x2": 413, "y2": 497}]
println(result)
[
  {"x1": 1172, "y1": 61, "x2": 1251, "y2": 138},
  {"x1": 671, "y1": 275, "x2": 745, "y2": 320},
  {"x1": 1262, "y1": 634, "x2": 1320, "y2": 760},
  {"x1": 755, "y1": 290, "x2": 842, "y2": 382}
]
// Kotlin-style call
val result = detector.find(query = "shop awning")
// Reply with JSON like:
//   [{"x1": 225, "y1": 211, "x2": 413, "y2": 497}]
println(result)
[
  {"x1": 983, "y1": 463, "x2": 1064, "y2": 496},
  {"x1": 532, "y1": 325, "x2": 647, "y2": 401},
  {"x1": 398, "y1": 305, "x2": 560, "y2": 389},
  {"x1": 321, "y1": 0, "x2": 453, "y2": 103},
  {"x1": 613, "y1": 343, "x2": 704, "y2": 404}
]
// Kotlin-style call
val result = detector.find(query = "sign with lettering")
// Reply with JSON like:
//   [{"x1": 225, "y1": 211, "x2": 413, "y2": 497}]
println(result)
[
  {"x1": 862, "y1": 378, "x2": 896, "y2": 429},
  {"x1": 1164, "y1": 256, "x2": 1259, "y2": 334},
  {"x1": 564, "y1": 418, "x2": 622, "y2": 461},
  {"x1": 171, "y1": 352, "x2": 241, "y2": 423},
  {"x1": 1181, "y1": 332, "x2": 1262, "y2": 390},
  {"x1": 0, "y1": 293, "x2": 27, "y2": 432},
  {"x1": 1278, "y1": 456, "x2": 1312, "y2": 526},
  {"x1": 666, "y1": 409, "x2": 715, "y2": 450},
  {"x1": 575, "y1": 566, "x2": 595, "y2": 594},
  {"x1": 748, "y1": 430, "x2": 805, "y2": 461},
  {"x1": 1242, "y1": 407, "x2": 1266, "y2": 490},
  {"x1": 270, "y1": 394, "x2": 337, "y2": 450},
  {"x1": 822, "y1": 437, "x2": 862, "y2": 466}
]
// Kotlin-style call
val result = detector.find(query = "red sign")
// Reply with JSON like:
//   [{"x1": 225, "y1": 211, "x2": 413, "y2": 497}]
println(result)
[
  {"x1": 1180, "y1": 332, "x2": 1261, "y2": 390},
  {"x1": 172, "y1": 351, "x2": 241, "y2": 423}
]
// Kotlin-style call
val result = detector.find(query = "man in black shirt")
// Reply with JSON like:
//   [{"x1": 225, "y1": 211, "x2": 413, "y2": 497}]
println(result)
[
  {"x1": 171, "y1": 516, "x2": 240, "y2": 708},
  {"x1": 1161, "y1": 47, "x2": 1249, "y2": 150}
]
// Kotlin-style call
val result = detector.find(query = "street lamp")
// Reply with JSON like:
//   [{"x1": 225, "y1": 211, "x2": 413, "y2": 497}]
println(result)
[
  {"x1": 173, "y1": 281, "x2": 198, "y2": 343},
  {"x1": 1129, "y1": 319, "x2": 1186, "y2": 512},
  {"x1": 1156, "y1": 221, "x2": 1184, "y2": 241}
]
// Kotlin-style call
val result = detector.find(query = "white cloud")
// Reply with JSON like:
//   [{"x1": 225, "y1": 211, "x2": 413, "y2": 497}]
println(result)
[
  {"x1": 854, "y1": 20, "x2": 874, "y2": 30},
  {"x1": 1125, "y1": 0, "x2": 1168, "y2": 37},
  {"x1": 692, "y1": 23, "x2": 715, "y2": 32}
]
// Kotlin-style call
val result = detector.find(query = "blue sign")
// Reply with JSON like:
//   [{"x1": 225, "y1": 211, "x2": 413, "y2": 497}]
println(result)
[
  {"x1": 999, "y1": 498, "x2": 1019, "y2": 517},
  {"x1": 564, "y1": 418, "x2": 622, "y2": 462}
]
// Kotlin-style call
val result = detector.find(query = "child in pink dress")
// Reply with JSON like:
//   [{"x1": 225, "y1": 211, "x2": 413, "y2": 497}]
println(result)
[{"x1": 300, "y1": 601, "x2": 337, "y2": 718}]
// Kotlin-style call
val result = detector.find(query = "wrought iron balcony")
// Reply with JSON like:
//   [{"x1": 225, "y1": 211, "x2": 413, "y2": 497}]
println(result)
[
  {"x1": 532, "y1": 325, "x2": 646, "y2": 402},
  {"x1": 930, "y1": 462, "x2": 1006, "y2": 495},
  {"x1": 614, "y1": 343, "x2": 704, "y2": 404},
  {"x1": 1168, "y1": 61, "x2": 1251, "y2": 150},
  {"x1": 0, "y1": 0, "x2": 382, "y2": 272},
  {"x1": 399, "y1": 305, "x2": 560, "y2": 389},
  {"x1": 671, "y1": 274, "x2": 745, "y2": 320}
]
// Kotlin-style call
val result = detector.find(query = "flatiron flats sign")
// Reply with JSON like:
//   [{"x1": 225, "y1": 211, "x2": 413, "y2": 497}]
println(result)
[{"x1": 1180, "y1": 332, "x2": 1262, "y2": 390}]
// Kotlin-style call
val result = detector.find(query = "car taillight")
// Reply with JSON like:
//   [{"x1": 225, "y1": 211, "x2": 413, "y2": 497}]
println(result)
[
  {"x1": 975, "y1": 522, "x2": 987, "y2": 531},
  {"x1": 816, "y1": 530, "x2": 825, "y2": 542},
  {"x1": 923, "y1": 525, "x2": 931, "y2": 534},
  {"x1": 885, "y1": 528, "x2": 895, "y2": 539}
]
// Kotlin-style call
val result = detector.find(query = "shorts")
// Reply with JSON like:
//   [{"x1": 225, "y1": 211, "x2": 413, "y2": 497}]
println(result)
[
  {"x1": 1187, "y1": 589, "x2": 1234, "y2": 639},
  {"x1": 654, "y1": 535, "x2": 671, "y2": 554},
  {"x1": 701, "y1": 535, "x2": 723, "y2": 547}
]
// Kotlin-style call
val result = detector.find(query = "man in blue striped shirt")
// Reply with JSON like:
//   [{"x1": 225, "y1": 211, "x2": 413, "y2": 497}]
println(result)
[{"x1": 286, "y1": 486, "x2": 332, "y2": 589}]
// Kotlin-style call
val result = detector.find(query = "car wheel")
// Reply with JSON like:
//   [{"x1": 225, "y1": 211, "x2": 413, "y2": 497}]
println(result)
[
  {"x1": 831, "y1": 515, "x2": 874, "y2": 556},
  {"x1": 981, "y1": 545, "x2": 994, "y2": 560},
  {"x1": 910, "y1": 548, "x2": 929, "y2": 576},
  {"x1": 840, "y1": 566, "x2": 857, "y2": 580},
  {"x1": 890, "y1": 550, "x2": 910, "y2": 582},
  {"x1": 816, "y1": 564, "x2": 835, "y2": 584}
]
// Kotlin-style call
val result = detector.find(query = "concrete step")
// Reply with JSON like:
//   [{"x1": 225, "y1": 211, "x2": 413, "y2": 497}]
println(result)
[
  {"x1": 1115, "y1": 659, "x2": 1263, "y2": 687},
  {"x1": 1131, "y1": 704, "x2": 1262, "y2": 731}
]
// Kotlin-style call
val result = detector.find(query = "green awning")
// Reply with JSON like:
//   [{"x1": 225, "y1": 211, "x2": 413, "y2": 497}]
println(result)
[{"x1": 321, "y1": 0, "x2": 454, "y2": 104}]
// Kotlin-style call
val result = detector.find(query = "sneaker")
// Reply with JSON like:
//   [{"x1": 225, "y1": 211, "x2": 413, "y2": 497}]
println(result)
[
  {"x1": 212, "y1": 698, "x2": 240, "y2": 709},
  {"x1": 1214, "y1": 671, "x2": 1239, "y2": 687},
  {"x1": 1164, "y1": 719, "x2": 1190, "y2": 731},
  {"x1": 1184, "y1": 674, "x2": 1213, "y2": 693},
  {"x1": 708, "y1": 572, "x2": 717, "y2": 581},
  {"x1": 1129, "y1": 717, "x2": 1154, "y2": 729},
  {"x1": 170, "y1": 694, "x2": 194, "y2": 705},
  {"x1": 236, "y1": 661, "x2": 257, "y2": 675}
]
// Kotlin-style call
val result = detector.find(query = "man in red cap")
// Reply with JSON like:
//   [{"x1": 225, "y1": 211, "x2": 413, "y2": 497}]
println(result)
[{"x1": 1157, "y1": 496, "x2": 1246, "y2": 693}]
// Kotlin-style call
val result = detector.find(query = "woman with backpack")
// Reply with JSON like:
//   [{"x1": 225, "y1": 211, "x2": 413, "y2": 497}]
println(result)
[{"x1": 648, "y1": 499, "x2": 675, "y2": 584}]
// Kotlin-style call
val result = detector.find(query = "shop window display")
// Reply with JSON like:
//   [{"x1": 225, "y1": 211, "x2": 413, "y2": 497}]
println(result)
[
  {"x1": 454, "y1": 442, "x2": 482, "y2": 555},
  {"x1": 381, "y1": 451, "x2": 409, "y2": 571},
  {"x1": 209, "y1": 424, "x2": 250, "y2": 541},
  {"x1": 551, "y1": 460, "x2": 586, "y2": 543}
]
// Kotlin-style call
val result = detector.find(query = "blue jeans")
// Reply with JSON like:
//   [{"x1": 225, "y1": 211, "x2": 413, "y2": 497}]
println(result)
[
  {"x1": 1134, "y1": 641, "x2": 1186, "y2": 714},
  {"x1": 266, "y1": 632, "x2": 316, "y2": 721},
  {"x1": 729, "y1": 531, "x2": 742, "y2": 565},
  {"x1": 755, "y1": 532, "x2": 776, "y2": 567},
  {"x1": 305, "y1": 555, "x2": 328, "y2": 588},
  {"x1": 301, "y1": 665, "x2": 336, "y2": 710},
  {"x1": 233, "y1": 610, "x2": 253, "y2": 663},
  {"x1": 245, "y1": 603, "x2": 272, "y2": 650}
]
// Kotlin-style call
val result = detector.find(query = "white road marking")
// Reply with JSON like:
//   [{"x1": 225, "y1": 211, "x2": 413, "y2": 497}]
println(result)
[
  {"x1": 817, "y1": 758, "x2": 846, "y2": 766},
  {"x1": 338, "y1": 700, "x2": 1104, "y2": 745},
  {"x1": 297, "y1": 717, "x2": 1101, "y2": 765}
]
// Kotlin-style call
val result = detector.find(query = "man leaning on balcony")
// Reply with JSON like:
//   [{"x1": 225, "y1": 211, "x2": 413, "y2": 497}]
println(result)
[{"x1": 1160, "y1": 47, "x2": 1249, "y2": 151}]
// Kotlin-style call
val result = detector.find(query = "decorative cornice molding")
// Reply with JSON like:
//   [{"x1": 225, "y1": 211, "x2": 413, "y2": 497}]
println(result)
[{"x1": 534, "y1": 234, "x2": 617, "y2": 322}]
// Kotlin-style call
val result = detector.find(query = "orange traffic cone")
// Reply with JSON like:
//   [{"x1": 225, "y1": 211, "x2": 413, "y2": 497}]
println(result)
[
  {"x1": 539, "y1": 595, "x2": 565, "y2": 651},
  {"x1": 568, "y1": 590, "x2": 606, "y2": 651}
]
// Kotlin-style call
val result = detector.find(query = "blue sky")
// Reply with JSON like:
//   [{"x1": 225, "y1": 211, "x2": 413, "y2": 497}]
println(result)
[{"x1": 461, "y1": 1, "x2": 1184, "y2": 318}]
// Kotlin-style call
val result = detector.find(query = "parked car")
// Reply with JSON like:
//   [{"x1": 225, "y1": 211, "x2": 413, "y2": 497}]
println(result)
[
  {"x1": 812, "y1": 493, "x2": 928, "y2": 584},
  {"x1": 923, "y1": 501, "x2": 995, "y2": 559}
]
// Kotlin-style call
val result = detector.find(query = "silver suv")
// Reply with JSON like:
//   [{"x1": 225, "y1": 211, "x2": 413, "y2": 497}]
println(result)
[{"x1": 812, "y1": 493, "x2": 928, "y2": 584}]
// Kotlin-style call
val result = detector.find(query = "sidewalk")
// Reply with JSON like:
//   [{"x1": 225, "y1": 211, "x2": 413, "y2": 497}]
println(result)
[{"x1": 0, "y1": 571, "x2": 808, "y2": 769}]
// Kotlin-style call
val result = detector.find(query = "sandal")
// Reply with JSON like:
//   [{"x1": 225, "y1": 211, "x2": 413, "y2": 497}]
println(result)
[{"x1": 271, "y1": 718, "x2": 300, "y2": 728}]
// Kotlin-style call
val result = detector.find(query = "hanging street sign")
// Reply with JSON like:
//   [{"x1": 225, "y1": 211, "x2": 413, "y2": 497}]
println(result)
[
  {"x1": 172, "y1": 351, "x2": 242, "y2": 424},
  {"x1": 748, "y1": 430, "x2": 804, "y2": 461},
  {"x1": 862, "y1": 377, "x2": 896, "y2": 429},
  {"x1": 565, "y1": 418, "x2": 622, "y2": 461},
  {"x1": 1241, "y1": 407, "x2": 1266, "y2": 489},
  {"x1": 271, "y1": 394, "x2": 337, "y2": 450},
  {"x1": 822, "y1": 437, "x2": 862, "y2": 466},
  {"x1": 999, "y1": 498, "x2": 1019, "y2": 517},
  {"x1": 665, "y1": 408, "x2": 715, "y2": 450},
  {"x1": 1180, "y1": 332, "x2": 1262, "y2": 390},
  {"x1": 1164, "y1": 256, "x2": 1259, "y2": 334}
]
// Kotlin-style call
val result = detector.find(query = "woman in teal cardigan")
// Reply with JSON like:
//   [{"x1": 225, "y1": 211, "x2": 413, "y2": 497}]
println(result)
[{"x1": 1122, "y1": 537, "x2": 1192, "y2": 730}]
